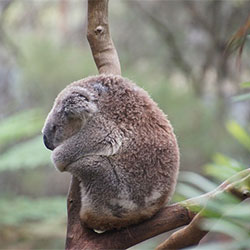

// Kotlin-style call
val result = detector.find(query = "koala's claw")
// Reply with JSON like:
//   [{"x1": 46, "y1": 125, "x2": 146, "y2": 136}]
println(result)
[{"x1": 93, "y1": 229, "x2": 106, "y2": 234}]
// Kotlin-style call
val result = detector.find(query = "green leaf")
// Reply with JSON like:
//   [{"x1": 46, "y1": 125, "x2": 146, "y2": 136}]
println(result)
[
  {"x1": 0, "y1": 196, "x2": 66, "y2": 226},
  {"x1": 0, "y1": 136, "x2": 51, "y2": 171},
  {"x1": 192, "y1": 239, "x2": 250, "y2": 250},
  {"x1": 226, "y1": 121, "x2": 250, "y2": 151},
  {"x1": 212, "y1": 154, "x2": 243, "y2": 171},
  {"x1": 202, "y1": 218, "x2": 249, "y2": 240},
  {"x1": 176, "y1": 183, "x2": 204, "y2": 199},
  {"x1": 179, "y1": 171, "x2": 217, "y2": 192},
  {"x1": 0, "y1": 109, "x2": 45, "y2": 150},
  {"x1": 225, "y1": 203, "x2": 250, "y2": 221},
  {"x1": 240, "y1": 81, "x2": 250, "y2": 88},
  {"x1": 204, "y1": 153, "x2": 245, "y2": 181},
  {"x1": 232, "y1": 92, "x2": 250, "y2": 102},
  {"x1": 189, "y1": 242, "x2": 232, "y2": 250}
]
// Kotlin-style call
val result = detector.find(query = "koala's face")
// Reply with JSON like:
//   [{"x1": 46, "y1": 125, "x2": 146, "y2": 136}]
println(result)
[{"x1": 42, "y1": 85, "x2": 98, "y2": 151}]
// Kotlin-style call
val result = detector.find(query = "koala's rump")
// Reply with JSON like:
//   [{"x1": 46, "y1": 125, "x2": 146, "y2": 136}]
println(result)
[
  {"x1": 80, "y1": 194, "x2": 166, "y2": 231},
  {"x1": 76, "y1": 133, "x2": 178, "y2": 231}
]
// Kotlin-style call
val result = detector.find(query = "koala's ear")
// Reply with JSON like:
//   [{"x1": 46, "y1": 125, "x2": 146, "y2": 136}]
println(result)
[
  {"x1": 64, "y1": 107, "x2": 75, "y2": 117},
  {"x1": 93, "y1": 82, "x2": 108, "y2": 96},
  {"x1": 64, "y1": 105, "x2": 85, "y2": 119},
  {"x1": 63, "y1": 95, "x2": 97, "y2": 120}
]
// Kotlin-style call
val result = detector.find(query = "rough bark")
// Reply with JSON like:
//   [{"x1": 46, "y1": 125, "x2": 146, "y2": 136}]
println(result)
[{"x1": 87, "y1": 0, "x2": 121, "y2": 75}]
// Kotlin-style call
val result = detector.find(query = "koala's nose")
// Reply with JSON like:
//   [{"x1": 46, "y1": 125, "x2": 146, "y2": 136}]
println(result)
[{"x1": 43, "y1": 134, "x2": 55, "y2": 151}]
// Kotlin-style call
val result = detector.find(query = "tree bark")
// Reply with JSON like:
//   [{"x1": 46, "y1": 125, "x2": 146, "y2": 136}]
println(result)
[{"x1": 87, "y1": 0, "x2": 121, "y2": 75}]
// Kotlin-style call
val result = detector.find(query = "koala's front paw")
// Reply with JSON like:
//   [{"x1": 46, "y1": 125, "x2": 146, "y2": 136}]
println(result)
[{"x1": 51, "y1": 146, "x2": 69, "y2": 172}]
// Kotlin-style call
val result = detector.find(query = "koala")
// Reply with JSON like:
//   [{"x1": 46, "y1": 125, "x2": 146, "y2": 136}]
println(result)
[{"x1": 42, "y1": 74, "x2": 179, "y2": 231}]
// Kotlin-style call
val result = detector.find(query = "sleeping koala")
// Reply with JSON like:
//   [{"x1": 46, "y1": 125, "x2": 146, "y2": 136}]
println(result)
[{"x1": 42, "y1": 74, "x2": 179, "y2": 231}]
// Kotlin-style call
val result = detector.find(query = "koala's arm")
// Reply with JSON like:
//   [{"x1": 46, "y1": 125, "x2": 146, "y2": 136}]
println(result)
[
  {"x1": 52, "y1": 120, "x2": 123, "y2": 171},
  {"x1": 65, "y1": 155, "x2": 125, "y2": 230}
]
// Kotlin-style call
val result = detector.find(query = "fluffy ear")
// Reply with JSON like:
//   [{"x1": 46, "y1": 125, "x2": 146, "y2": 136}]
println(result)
[
  {"x1": 63, "y1": 93, "x2": 97, "y2": 120},
  {"x1": 93, "y1": 82, "x2": 108, "y2": 96},
  {"x1": 64, "y1": 106, "x2": 77, "y2": 118}
]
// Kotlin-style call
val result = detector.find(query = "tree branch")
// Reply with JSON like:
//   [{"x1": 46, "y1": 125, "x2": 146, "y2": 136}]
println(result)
[
  {"x1": 130, "y1": 1, "x2": 206, "y2": 95},
  {"x1": 87, "y1": 0, "x2": 121, "y2": 75},
  {"x1": 156, "y1": 169, "x2": 250, "y2": 250},
  {"x1": 133, "y1": 1, "x2": 192, "y2": 77}
]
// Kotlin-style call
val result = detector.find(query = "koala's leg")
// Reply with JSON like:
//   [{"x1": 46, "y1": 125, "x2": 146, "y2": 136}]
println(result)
[
  {"x1": 66, "y1": 155, "x2": 120, "y2": 196},
  {"x1": 66, "y1": 156, "x2": 125, "y2": 229},
  {"x1": 66, "y1": 156, "x2": 167, "y2": 231}
]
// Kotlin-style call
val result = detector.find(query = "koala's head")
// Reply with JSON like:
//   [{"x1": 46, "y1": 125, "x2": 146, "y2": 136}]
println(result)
[{"x1": 42, "y1": 84, "x2": 98, "y2": 151}]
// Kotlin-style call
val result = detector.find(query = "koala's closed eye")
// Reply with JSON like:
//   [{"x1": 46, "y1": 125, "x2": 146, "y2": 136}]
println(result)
[
  {"x1": 52, "y1": 124, "x2": 57, "y2": 132},
  {"x1": 78, "y1": 94, "x2": 89, "y2": 102},
  {"x1": 71, "y1": 92, "x2": 89, "y2": 102}
]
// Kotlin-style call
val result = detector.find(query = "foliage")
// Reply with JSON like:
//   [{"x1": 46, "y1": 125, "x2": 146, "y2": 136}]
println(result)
[
  {"x1": 0, "y1": 108, "x2": 61, "y2": 248},
  {"x1": 177, "y1": 119, "x2": 250, "y2": 249},
  {"x1": 0, "y1": 109, "x2": 45, "y2": 151},
  {"x1": 226, "y1": 120, "x2": 250, "y2": 151},
  {"x1": 225, "y1": 15, "x2": 250, "y2": 64},
  {"x1": 0, "y1": 196, "x2": 66, "y2": 249},
  {"x1": 19, "y1": 36, "x2": 96, "y2": 107},
  {"x1": 0, "y1": 135, "x2": 51, "y2": 171},
  {"x1": 0, "y1": 107, "x2": 52, "y2": 172},
  {"x1": 232, "y1": 81, "x2": 250, "y2": 102},
  {"x1": 0, "y1": 196, "x2": 66, "y2": 226},
  {"x1": 204, "y1": 153, "x2": 245, "y2": 181}
]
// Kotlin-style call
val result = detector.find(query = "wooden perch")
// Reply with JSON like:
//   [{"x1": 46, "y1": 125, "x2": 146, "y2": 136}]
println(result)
[{"x1": 65, "y1": 0, "x2": 250, "y2": 249}]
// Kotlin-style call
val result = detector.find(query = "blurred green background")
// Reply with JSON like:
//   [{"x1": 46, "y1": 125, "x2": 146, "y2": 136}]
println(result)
[{"x1": 0, "y1": 0, "x2": 249, "y2": 249}]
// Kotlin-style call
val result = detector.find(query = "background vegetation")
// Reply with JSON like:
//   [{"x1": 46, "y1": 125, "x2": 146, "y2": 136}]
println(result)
[{"x1": 0, "y1": 0, "x2": 249, "y2": 249}]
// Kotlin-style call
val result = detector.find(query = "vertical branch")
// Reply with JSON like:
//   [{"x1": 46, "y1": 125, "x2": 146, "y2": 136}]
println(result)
[
  {"x1": 65, "y1": 177, "x2": 84, "y2": 250},
  {"x1": 65, "y1": 0, "x2": 121, "y2": 249},
  {"x1": 87, "y1": 0, "x2": 121, "y2": 75}
]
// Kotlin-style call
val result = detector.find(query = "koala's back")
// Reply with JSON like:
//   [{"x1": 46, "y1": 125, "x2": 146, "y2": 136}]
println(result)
[{"x1": 68, "y1": 75, "x2": 179, "y2": 230}]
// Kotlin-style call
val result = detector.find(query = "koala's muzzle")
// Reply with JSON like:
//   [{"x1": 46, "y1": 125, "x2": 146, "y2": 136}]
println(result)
[{"x1": 43, "y1": 134, "x2": 55, "y2": 151}]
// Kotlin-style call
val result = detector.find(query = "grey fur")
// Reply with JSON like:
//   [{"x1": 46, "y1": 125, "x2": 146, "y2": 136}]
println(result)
[{"x1": 42, "y1": 75, "x2": 180, "y2": 231}]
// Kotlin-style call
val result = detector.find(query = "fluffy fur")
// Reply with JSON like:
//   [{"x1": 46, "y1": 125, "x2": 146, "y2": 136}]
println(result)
[{"x1": 42, "y1": 75, "x2": 179, "y2": 231}]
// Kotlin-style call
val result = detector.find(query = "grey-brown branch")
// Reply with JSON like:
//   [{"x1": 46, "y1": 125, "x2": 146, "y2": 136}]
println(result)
[{"x1": 87, "y1": 0, "x2": 121, "y2": 75}]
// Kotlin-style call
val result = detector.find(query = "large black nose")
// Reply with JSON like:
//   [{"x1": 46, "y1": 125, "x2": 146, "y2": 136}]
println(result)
[{"x1": 43, "y1": 134, "x2": 55, "y2": 150}]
